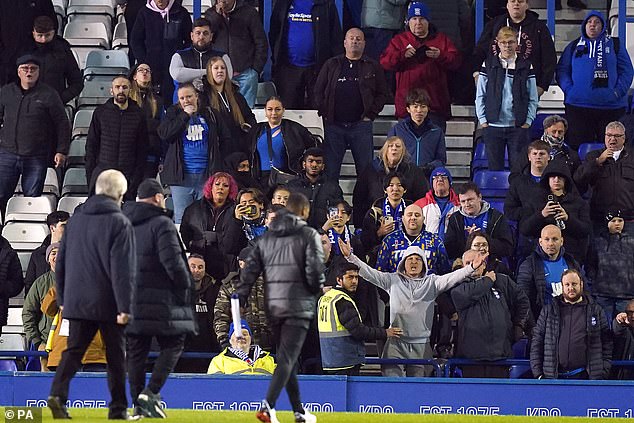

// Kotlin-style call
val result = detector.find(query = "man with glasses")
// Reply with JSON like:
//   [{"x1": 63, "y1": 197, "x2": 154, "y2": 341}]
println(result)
[
  {"x1": 0, "y1": 54, "x2": 70, "y2": 215},
  {"x1": 574, "y1": 121, "x2": 634, "y2": 227}
]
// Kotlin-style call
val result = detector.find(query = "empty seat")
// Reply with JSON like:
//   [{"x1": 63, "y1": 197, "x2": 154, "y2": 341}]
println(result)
[
  {"x1": 17, "y1": 252, "x2": 31, "y2": 277},
  {"x1": 0, "y1": 360, "x2": 18, "y2": 371},
  {"x1": 473, "y1": 170, "x2": 511, "y2": 198},
  {"x1": 57, "y1": 196, "x2": 88, "y2": 214},
  {"x1": 72, "y1": 109, "x2": 94, "y2": 138},
  {"x1": 471, "y1": 142, "x2": 509, "y2": 172},
  {"x1": 77, "y1": 79, "x2": 112, "y2": 108},
  {"x1": 1, "y1": 223, "x2": 49, "y2": 250},
  {"x1": 15, "y1": 168, "x2": 60, "y2": 197},
  {"x1": 72, "y1": 47, "x2": 106, "y2": 70},
  {"x1": 67, "y1": 137, "x2": 87, "y2": 166},
  {"x1": 83, "y1": 49, "x2": 130, "y2": 80},
  {"x1": 578, "y1": 142, "x2": 604, "y2": 161},
  {"x1": 485, "y1": 198, "x2": 505, "y2": 214},
  {"x1": 5, "y1": 197, "x2": 55, "y2": 223},
  {"x1": 62, "y1": 168, "x2": 89, "y2": 197},
  {"x1": 67, "y1": 0, "x2": 116, "y2": 19},
  {"x1": 112, "y1": 22, "x2": 128, "y2": 49},
  {"x1": 0, "y1": 333, "x2": 26, "y2": 362},
  {"x1": 255, "y1": 81, "x2": 277, "y2": 107},
  {"x1": 63, "y1": 21, "x2": 110, "y2": 48}
]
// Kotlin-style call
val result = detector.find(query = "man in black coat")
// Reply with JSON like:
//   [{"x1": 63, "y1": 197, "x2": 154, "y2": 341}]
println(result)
[
  {"x1": 48, "y1": 170, "x2": 136, "y2": 420},
  {"x1": 451, "y1": 249, "x2": 532, "y2": 378},
  {"x1": 86, "y1": 75, "x2": 149, "y2": 201},
  {"x1": 24, "y1": 211, "x2": 69, "y2": 295},
  {"x1": 24, "y1": 15, "x2": 83, "y2": 104},
  {"x1": 286, "y1": 147, "x2": 344, "y2": 230},
  {"x1": 0, "y1": 235, "x2": 24, "y2": 337},
  {"x1": 237, "y1": 192, "x2": 325, "y2": 423},
  {"x1": 123, "y1": 179, "x2": 196, "y2": 418},
  {"x1": 530, "y1": 269, "x2": 612, "y2": 380}
]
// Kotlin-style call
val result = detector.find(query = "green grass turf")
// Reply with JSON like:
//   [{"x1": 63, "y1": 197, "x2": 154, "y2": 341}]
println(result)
[{"x1": 0, "y1": 408, "x2": 625, "y2": 422}]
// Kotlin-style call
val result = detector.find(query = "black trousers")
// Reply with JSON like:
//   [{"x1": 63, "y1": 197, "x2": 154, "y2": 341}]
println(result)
[
  {"x1": 50, "y1": 319, "x2": 127, "y2": 415},
  {"x1": 126, "y1": 334, "x2": 186, "y2": 405},
  {"x1": 273, "y1": 63, "x2": 317, "y2": 110},
  {"x1": 461, "y1": 364, "x2": 510, "y2": 378},
  {"x1": 324, "y1": 364, "x2": 361, "y2": 376},
  {"x1": 564, "y1": 104, "x2": 626, "y2": 149},
  {"x1": 266, "y1": 318, "x2": 310, "y2": 413}
]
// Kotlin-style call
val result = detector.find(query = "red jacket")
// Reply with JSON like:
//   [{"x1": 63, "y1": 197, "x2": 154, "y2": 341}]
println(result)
[{"x1": 380, "y1": 28, "x2": 461, "y2": 119}]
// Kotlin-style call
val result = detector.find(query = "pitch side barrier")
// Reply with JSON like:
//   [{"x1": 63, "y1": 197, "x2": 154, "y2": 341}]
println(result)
[{"x1": 1, "y1": 353, "x2": 634, "y2": 417}]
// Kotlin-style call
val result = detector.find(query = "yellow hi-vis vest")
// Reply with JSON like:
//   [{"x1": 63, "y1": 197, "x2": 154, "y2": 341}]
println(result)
[{"x1": 317, "y1": 288, "x2": 365, "y2": 370}]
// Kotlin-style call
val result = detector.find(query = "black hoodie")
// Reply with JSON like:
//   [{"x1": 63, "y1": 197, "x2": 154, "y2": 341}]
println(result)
[
  {"x1": 519, "y1": 160, "x2": 591, "y2": 264},
  {"x1": 123, "y1": 201, "x2": 197, "y2": 336},
  {"x1": 472, "y1": 10, "x2": 557, "y2": 92}
]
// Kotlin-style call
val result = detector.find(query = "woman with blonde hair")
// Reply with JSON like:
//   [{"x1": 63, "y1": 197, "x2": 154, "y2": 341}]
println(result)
[
  {"x1": 203, "y1": 56, "x2": 256, "y2": 155},
  {"x1": 352, "y1": 136, "x2": 428, "y2": 227}
]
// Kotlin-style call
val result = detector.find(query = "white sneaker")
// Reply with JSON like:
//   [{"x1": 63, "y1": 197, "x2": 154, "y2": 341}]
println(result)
[
  {"x1": 256, "y1": 400, "x2": 280, "y2": 423},
  {"x1": 294, "y1": 409, "x2": 317, "y2": 423}
]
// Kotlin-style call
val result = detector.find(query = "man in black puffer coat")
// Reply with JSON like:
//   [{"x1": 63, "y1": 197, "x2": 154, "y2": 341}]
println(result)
[
  {"x1": 123, "y1": 179, "x2": 196, "y2": 418},
  {"x1": 85, "y1": 75, "x2": 148, "y2": 201},
  {"x1": 237, "y1": 192, "x2": 325, "y2": 423},
  {"x1": 0, "y1": 235, "x2": 24, "y2": 336}
]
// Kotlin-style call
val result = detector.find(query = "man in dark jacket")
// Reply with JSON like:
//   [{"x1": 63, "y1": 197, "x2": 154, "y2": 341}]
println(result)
[
  {"x1": 445, "y1": 182, "x2": 514, "y2": 261},
  {"x1": 24, "y1": 211, "x2": 69, "y2": 295},
  {"x1": 85, "y1": 75, "x2": 149, "y2": 201},
  {"x1": 237, "y1": 192, "x2": 325, "y2": 423},
  {"x1": 0, "y1": 54, "x2": 70, "y2": 212},
  {"x1": 204, "y1": 0, "x2": 268, "y2": 107},
  {"x1": 123, "y1": 179, "x2": 196, "y2": 418},
  {"x1": 48, "y1": 170, "x2": 135, "y2": 420},
  {"x1": 574, "y1": 121, "x2": 634, "y2": 226},
  {"x1": 517, "y1": 224, "x2": 582, "y2": 323},
  {"x1": 129, "y1": 0, "x2": 192, "y2": 103},
  {"x1": 318, "y1": 261, "x2": 401, "y2": 375},
  {"x1": 286, "y1": 147, "x2": 344, "y2": 229},
  {"x1": 519, "y1": 159, "x2": 591, "y2": 265},
  {"x1": 269, "y1": 0, "x2": 343, "y2": 109},
  {"x1": 530, "y1": 269, "x2": 612, "y2": 380},
  {"x1": 471, "y1": 0, "x2": 556, "y2": 97},
  {"x1": 0, "y1": 0, "x2": 56, "y2": 86},
  {"x1": 314, "y1": 27, "x2": 388, "y2": 181},
  {"x1": 25, "y1": 16, "x2": 83, "y2": 104},
  {"x1": 451, "y1": 249, "x2": 532, "y2": 378},
  {"x1": 612, "y1": 300, "x2": 634, "y2": 380},
  {"x1": 0, "y1": 235, "x2": 24, "y2": 337}
]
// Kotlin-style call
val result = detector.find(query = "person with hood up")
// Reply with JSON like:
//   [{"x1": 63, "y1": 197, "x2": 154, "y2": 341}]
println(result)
[
  {"x1": 223, "y1": 151, "x2": 262, "y2": 191},
  {"x1": 519, "y1": 159, "x2": 591, "y2": 265},
  {"x1": 380, "y1": 2, "x2": 461, "y2": 130},
  {"x1": 472, "y1": 0, "x2": 556, "y2": 98},
  {"x1": 352, "y1": 136, "x2": 428, "y2": 228},
  {"x1": 445, "y1": 182, "x2": 514, "y2": 261},
  {"x1": 339, "y1": 237, "x2": 487, "y2": 377},
  {"x1": 556, "y1": 10, "x2": 634, "y2": 149}
]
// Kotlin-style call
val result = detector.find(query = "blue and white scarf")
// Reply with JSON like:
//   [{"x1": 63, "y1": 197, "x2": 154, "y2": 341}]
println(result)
[
  {"x1": 243, "y1": 215, "x2": 267, "y2": 241},
  {"x1": 575, "y1": 35, "x2": 609, "y2": 88},
  {"x1": 382, "y1": 198, "x2": 406, "y2": 232},
  {"x1": 228, "y1": 345, "x2": 262, "y2": 366},
  {"x1": 328, "y1": 226, "x2": 352, "y2": 256}
]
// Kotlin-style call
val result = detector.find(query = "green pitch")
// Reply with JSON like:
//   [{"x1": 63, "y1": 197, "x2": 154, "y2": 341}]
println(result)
[{"x1": 1, "y1": 408, "x2": 625, "y2": 422}]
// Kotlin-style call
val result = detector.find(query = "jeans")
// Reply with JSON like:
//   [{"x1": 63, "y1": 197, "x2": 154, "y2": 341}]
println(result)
[
  {"x1": 127, "y1": 334, "x2": 186, "y2": 405},
  {"x1": 482, "y1": 126, "x2": 529, "y2": 171},
  {"x1": 170, "y1": 172, "x2": 206, "y2": 224},
  {"x1": 0, "y1": 149, "x2": 48, "y2": 205},
  {"x1": 233, "y1": 68, "x2": 259, "y2": 108},
  {"x1": 324, "y1": 120, "x2": 374, "y2": 182}
]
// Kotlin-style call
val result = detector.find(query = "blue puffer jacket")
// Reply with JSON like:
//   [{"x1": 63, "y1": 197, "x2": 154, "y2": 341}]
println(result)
[{"x1": 556, "y1": 10, "x2": 634, "y2": 110}]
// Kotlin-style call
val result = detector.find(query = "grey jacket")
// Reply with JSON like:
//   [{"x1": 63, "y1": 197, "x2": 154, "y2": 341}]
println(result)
[
  {"x1": 347, "y1": 245, "x2": 475, "y2": 343},
  {"x1": 360, "y1": 0, "x2": 408, "y2": 30}
]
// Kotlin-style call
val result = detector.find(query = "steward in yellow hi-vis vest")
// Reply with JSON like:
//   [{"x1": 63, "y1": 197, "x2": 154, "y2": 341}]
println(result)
[{"x1": 318, "y1": 262, "x2": 403, "y2": 375}]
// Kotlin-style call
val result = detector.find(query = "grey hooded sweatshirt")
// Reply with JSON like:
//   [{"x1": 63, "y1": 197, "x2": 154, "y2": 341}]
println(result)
[{"x1": 347, "y1": 245, "x2": 475, "y2": 344}]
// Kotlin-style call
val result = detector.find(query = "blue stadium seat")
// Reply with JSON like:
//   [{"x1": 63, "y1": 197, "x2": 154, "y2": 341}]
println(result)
[
  {"x1": 473, "y1": 170, "x2": 510, "y2": 198},
  {"x1": 471, "y1": 142, "x2": 509, "y2": 173},
  {"x1": 0, "y1": 360, "x2": 18, "y2": 372},
  {"x1": 578, "y1": 142, "x2": 604, "y2": 161},
  {"x1": 485, "y1": 198, "x2": 505, "y2": 214},
  {"x1": 509, "y1": 364, "x2": 531, "y2": 379}
]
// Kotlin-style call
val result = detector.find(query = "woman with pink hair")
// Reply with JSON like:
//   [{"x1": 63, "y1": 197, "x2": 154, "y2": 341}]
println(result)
[{"x1": 180, "y1": 172, "x2": 243, "y2": 281}]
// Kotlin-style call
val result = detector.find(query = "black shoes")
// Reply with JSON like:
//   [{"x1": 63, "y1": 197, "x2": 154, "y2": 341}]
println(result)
[
  {"x1": 108, "y1": 411, "x2": 141, "y2": 421},
  {"x1": 47, "y1": 396, "x2": 71, "y2": 419},
  {"x1": 137, "y1": 388, "x2": 167, "y2": 418}
]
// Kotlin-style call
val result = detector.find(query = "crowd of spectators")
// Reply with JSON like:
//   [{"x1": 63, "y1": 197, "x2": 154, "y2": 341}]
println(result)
[{"x1": 2, "y1": 0, "x2": 634, "y2": 384}]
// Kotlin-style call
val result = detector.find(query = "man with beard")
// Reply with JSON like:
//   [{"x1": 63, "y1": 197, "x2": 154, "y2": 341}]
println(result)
[
  {"x1": 287, "y1": 147, "x2": 343, "y2": 230},
  {"x1": 85, "y1": 75, "x2": 149, "y2": 200},
  {"x1": 169, "y1": 18, "x2": 233, "y2": 102},
  {"x1": 530, "y1": 269, "x2": 612, "y2": 380}
]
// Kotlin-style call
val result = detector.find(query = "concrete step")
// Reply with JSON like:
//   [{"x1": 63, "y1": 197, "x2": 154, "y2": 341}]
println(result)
[
  {"x1": 555, "y1": 24, "x2": 580, "y2": 43},
  {"x1": 446, "y1": 165, "x2": 471, "y2": 179},
  {"x1": 339, "y1": 179, "x2": 356, "y2": 195},
  {"x1": 533, "y1": 8, "x2": 589, "y2": 21},
  {"x1": 447, "y1": 151, "x2": 472, "y2": 166},
  {"x1": 373, "y1": 119, "x2": 398, "y2": 135},
  {"x1": 373, "y1": 135, "x2": 386, "y2": 147},
  {"x1": 529, "y1": 0, "x2": 605, "y2": 9},
  {"x1": 378, "y1": 104, "x2": 396, "y2": 117},
  {"x1": 451, "y1": 105, "x2": 475, "y2": 118},
  {"x1": 446, "y1": 136, "x2": 473, "y2": 149},
  {"x1": 340, "y1": 164, "x2": 357, "y2": 177},
  {"x1": 446, "y1": 120, "x2": 475, "y2": 137}
]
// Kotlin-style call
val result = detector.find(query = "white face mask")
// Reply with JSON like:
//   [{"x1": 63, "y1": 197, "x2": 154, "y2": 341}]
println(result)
[{"x1": 542, "y1": 133, "x2": 563, "y2": 147}]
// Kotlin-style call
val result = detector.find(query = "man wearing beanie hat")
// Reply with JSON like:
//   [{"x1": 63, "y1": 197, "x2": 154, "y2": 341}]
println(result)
[
  {"x1": 23, "y1": 242, "x2": 60, "y2": 370},
  {"x1": 0, "y1": 51, "x2": 70, "y2": 215},
  {"x1": 208, "y1": 318, "x2": 276, "y2": 375},
  {"x1": 414, "y1": 167, "x2": 459, "y2": 240},
  {"x1": 24, "y1": 15, "x2": 83, "y2": 104},
  {"x1": 587, "y1": 210, "x2": 634, "y2": 322},
  {"x1": 122, "y1": 178, "x2": 196, "y2": 418},
  {"x1": 388, "y1": 87, "x2": 447, "y2": 171},
  {"x1": 380, "y1": 1, "x2": 460, "y2": 129}
]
